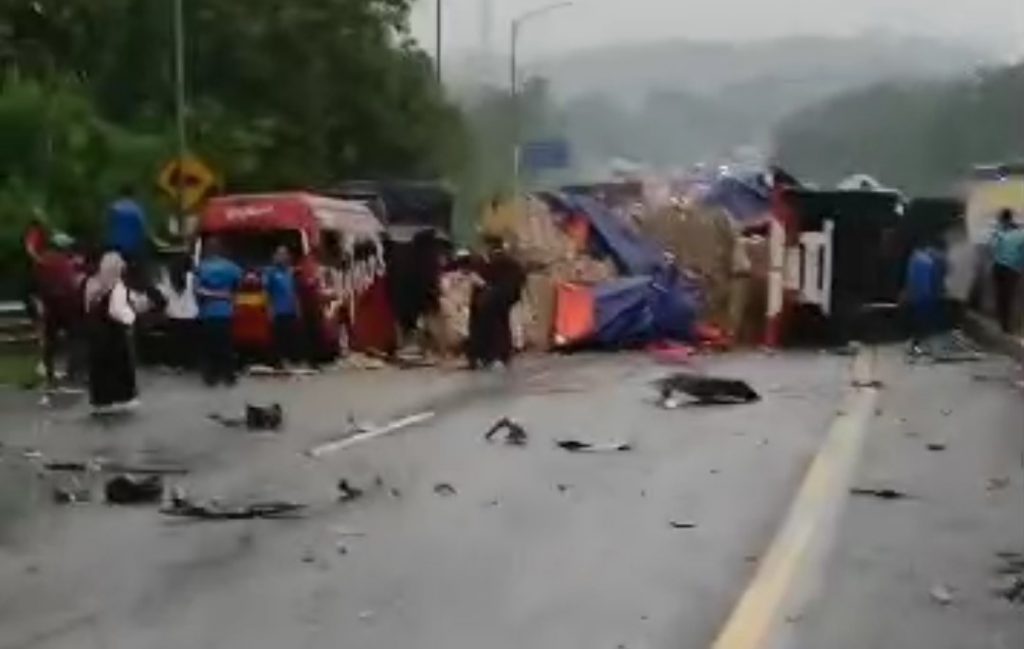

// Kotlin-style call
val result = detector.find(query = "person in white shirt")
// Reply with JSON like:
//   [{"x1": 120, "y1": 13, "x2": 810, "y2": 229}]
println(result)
[
  {"x1": 157, "y1": 255, "x2": 199, "y2": 369},
  {"x1": 83, "y1": 251, "x2": 139, "y2": 413}
]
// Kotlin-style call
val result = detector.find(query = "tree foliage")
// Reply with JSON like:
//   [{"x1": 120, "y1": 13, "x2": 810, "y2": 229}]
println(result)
[
  {"x1": 0, "y1": 0, "x2": 463, "y2": 286},
  {"x1": 773, "y1": 62, "x2": 1024, "y2": 193}
]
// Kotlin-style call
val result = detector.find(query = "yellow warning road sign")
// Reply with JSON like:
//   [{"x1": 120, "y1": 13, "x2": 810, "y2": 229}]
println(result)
[{"x1": 158, "y1": 154, "x2": 217, "y2": 210}]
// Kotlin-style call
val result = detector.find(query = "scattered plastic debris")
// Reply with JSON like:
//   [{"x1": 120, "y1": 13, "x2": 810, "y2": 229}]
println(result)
[
  {"x1": 654, "y1": 373, "x2": 760, "y2": 408},
  {"x1": 433, "y1": 482, "x2": 457, "y2": 497},
  {"x1": 484, "y1": 417, "x2": 528, "y2": 446},
  {"x1": 307, "y1": 411, "x2": 435, "y2": 458},
  {"x1": 337, "y1": 479, "x2": 365, "y2": 503},
  {"x1": 209, "y1": 403, "x2": 283, "y2": 431},
  {"x1": 669, "y1": 521, "x2": 697, "y2": 530},
  {"x1": 987, "y1": 477, "x2": 1011, "y2": 492},
  {"x1": 929, "y1": 583, "x2": 955, "y2": 606},
  {"x1": 104, "y1": 475, "x2": 163, "y2": 505},
  {"x1": 850, "y1": 487, "x2": 910, "y2": 501},
  {"x1": 556, "y1": 440, "x2": 633, "y2": 453},
  {"x1": 162, "y1": 491, "x2": 305, "y2": 520}
]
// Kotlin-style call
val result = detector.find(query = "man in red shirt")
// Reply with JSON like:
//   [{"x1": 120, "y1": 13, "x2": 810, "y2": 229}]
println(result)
[{"x1": 33, "y1": 233, "x2": 86, "y2": 387}]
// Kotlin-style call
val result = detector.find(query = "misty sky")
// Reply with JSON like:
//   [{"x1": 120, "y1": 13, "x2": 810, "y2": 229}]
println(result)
[{"x1": 410, "y1": 0, "x2": 1024, "y2": 61}]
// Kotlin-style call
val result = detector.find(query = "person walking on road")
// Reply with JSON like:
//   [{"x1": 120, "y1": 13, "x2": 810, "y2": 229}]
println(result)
[
  {"x1": 263, "y1": 246, "x2": 301, "y2": 368},
  {"x1": 989, "y1": 209, "x2": 1024, "y2": 333},
  {"x1": 195, "y1": 237, "x2": 242, "y2": 386},
  {"x1": 33, "y1": 232, "x2": 86, "y2": 389},
  {"x1": 83, "y1": 251, "x2": 139, "y2": 413},
  {"x1": 904, "y1": 238, "x2": 945, "y2": 354},
  {"x1": 157, "y1": 255, "x2": 199, "y2": 370},
  {"x1": 467, "y1": 238, "x2": 525, "y2": 370}
]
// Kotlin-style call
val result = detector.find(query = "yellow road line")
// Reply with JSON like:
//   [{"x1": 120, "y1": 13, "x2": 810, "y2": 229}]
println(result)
[{"x1": 711, "y1": 349, "x2": 879, "y2": 649}]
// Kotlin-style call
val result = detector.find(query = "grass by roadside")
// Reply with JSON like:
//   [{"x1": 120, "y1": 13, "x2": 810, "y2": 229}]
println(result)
[{"x1": 0, "y1": 351, "x2": 39, "y2": 389}]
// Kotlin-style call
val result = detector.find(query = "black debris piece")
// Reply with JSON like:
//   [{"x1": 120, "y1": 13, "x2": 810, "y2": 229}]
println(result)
[
  {"x1": 337, "y1": 479, "x2": 365, "y2": 502},
  {"x1": 926, "y1": 442, "x2": 948, "y2": 452},
  {"x1": 557, "y1": 483, "x2": 571, "y2": 493},
  {"x1": 43, "y1": 460, "x2": 188, "y2": 475},
  {"x1": 669, "y1": 521, "x2": 697, "y2": 529},
  {"x1": 209, "y1": 403, "x2": 284, "y2": 431},
  {"x1": 851, "y1": 379, "x2": 885, "y2": 389},
  {"x1": 850, "y1": 487, "x2": 911, "y2": 501},
  {"x1": 52, "y1": 486, "x2": 90, "y2": 504},
  {"x1": 556, "y1": 439, "x2": 633, "y2": 453},
  {"x1": 162, "y1": 493, "x2": 306, "y2": 520},
  {"x1": 433, "y1": 482, "x2": 457, "y2": 497},
  {"x1": 653, "y1": 373, "x2": 760, "y2": 407},
  {"x1": 485, "y1": 417, "x2": 528, "y2": 446},
  {"x1": 105, "y1": 475, "x2": 164, "y2": 505}
]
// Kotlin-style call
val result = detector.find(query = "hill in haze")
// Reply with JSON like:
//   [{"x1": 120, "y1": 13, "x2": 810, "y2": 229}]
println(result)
[{"x1": 451, "y1": 33, "x2": 994, "y2": 174}]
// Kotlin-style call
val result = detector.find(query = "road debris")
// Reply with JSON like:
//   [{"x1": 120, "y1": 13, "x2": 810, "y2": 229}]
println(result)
[
  {"x1": 926, "y1": 442, "x2": 948, "y2": 452},
  {"x1": 337, "y1": 479, "x2": 365, "y2": 502},
  {"x1": 307, "y1": 411, "x2": 435, "y2": 458},
  {"x1": 162, "y1": 491, "x2": 306, "y2": 520},
  {"x1": 433, "y1": 482, "x2": 457, "y2": 497},
  {"x1": 209, "y1": 403, "x2": 284, "y2": 432},
  {"x1": 104, "y1": 475, "x2": 163, "y2": 505},
  {"x1": 850, "y1": 487, "x2": 911, "y2": 501},
  {"x1": 43, "y1": 460, "x2": 189, "y2": 475},
  {"x1": 851, "y1": 379, "x2": 885, "y2": 389},
  {"x1": 987, "y1": 477, "x2": 1011, "y2": 492},
  {"x1": 993, "y1": 553, "x2": 1024, "y2": 604},
  {"x1": 484, "y1": 417, "x2": 528, "y2": 446},
  {"x1": 669, "y1": 520, "x2": 697, "y2": 529},
  {"x1": 653, "y1": 372, "x2": 760, "y2": 408},
  {"x1": 929, "y1": 583, "x2": 955, "y2": 606},
  {"x1": 556, "y1": 439, "x2": 633, "y2": 453},
  {"x1": 52, "y1": 485, "x2": 90, "y2": 504},
  {"x1": 556, "y1": 483, "x2": 571, "y2": 493}
]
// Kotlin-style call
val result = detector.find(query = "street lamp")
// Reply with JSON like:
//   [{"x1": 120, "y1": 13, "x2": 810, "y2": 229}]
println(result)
[
  {"x1": 173, "y1": 0, "x2": 188, "y2": 229},
  {"x1": 510, "y1": 1, "x2": 573, "y2": 197}
]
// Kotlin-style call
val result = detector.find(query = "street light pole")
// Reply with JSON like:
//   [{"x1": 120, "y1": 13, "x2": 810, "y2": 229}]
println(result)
[
  {"x1": 173, "y1": 0, "x2": 188, "y2": 232},
  {"x1": 435, "y1": 0, "x2": 443, "y2": 83},
  {"x1": 509, "y1": 2, "x2": 573, "y2": 199}
]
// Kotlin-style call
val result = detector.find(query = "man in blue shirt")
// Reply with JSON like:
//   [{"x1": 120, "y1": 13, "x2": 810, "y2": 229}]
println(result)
[
  {"x1": 990, "y1": 209, "x2": 1024, "y2": 333},
  {"x1": 263, "y1": 246, "x2": 301, "y2": 367},
  {"x1": 196, "y1": 237, "x2": 243, "y2": 385},
  {"x1": 905, "y1": 239, "x2": 945, "y2": 352},
  {"x1": 106, "y1": 186, "x2": 149, "y2": 261}
]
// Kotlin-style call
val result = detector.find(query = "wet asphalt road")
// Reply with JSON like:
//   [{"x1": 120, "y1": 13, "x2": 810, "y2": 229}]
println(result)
[{"x1": 0, "y1": 349, "x2": 1020, "y2": 649}]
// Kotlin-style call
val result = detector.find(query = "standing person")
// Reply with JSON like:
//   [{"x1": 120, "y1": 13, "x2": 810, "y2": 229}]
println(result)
[
  {"x1": 468, "y1": 238, "x2": 525, "y2": 369},
  {"x1": 157, "y1": 255, "x2": 199, "y2": 370},
  {"x1": 83, "y1": 252, "x2": 139, "y2": 413},
  {"x1": 904, "y1": 239, "x2": 943, "y2": 354},
  {"x1": 195, "y1": 237, "x2": 242, "y2": 385},
  {"x1": 263, "y1": 246, "x2": 301, "y2": 368},
  {"x1": 990, "y1": 209, "x2": 1024, "y2": 333},
  {"x1": 943, "y1": 223, "x2": 974, "y2": 329},
  {"x1": 33, "y1": 233, "x2": 86, "y2": 388},
  {"x1": 105, "y1": 185, "x2": 149, "y2": 264}
]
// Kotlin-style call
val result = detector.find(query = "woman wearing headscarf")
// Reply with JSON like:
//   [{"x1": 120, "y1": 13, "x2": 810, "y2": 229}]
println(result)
[{"x1": 84, "y1": 251, "x2": 139, "y2": 413}]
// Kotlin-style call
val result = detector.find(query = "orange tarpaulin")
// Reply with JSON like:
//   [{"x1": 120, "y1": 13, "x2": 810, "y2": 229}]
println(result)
[{"x1": 553, "y1": 282, "x2": 595, "y2": 348}]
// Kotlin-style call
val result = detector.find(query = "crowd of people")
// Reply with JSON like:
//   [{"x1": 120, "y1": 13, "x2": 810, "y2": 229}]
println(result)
[
  {"x1": 903, "y1": 207, "x2": 1023, "y2": 353},
  {"x1": 26, "y1": 189, "x2": 529, "y2": 415}
]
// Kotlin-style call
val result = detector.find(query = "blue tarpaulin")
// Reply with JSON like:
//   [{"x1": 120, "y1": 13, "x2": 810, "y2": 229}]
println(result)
[
  {"x1": 702, "y1": 174, "x2": 772, "y2": 224},
  {"x1": 542, "y1": 192, "x2": 664, "y2": 276},
  {"x1": 591, "y1": 267, "x2": 698, "y2": 346}
]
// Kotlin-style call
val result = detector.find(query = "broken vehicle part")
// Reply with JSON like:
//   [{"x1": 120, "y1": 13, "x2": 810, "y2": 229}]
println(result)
[
  {"x1": 104, "y1": 475, "x2": 163, "y2": 505},
  {"x1": 484, "y1": 417, "x2": 528, "y2": 446},
  {"x1": 653, "y1": 373, "x2": 760, "y2": 407},
  {"x1": 307, "y1": 411, "x2": 436, "y2": 458},
  {"x1": 556, "y1": 440, "x2": 633, "y2": 453}
]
